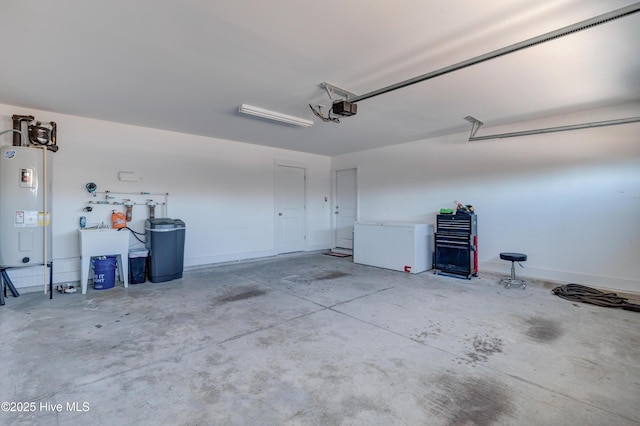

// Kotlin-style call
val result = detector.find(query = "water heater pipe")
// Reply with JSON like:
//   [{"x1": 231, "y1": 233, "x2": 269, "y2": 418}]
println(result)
[
  {"x1": 11, "y1": 115, "x2": 34, "y2": 146},
  {"x1": 0, "y1": 128, "x2": 27, "y2": 146},
  {"x1": 41, "y1": 146, "x2": 49, "y2": 294}
]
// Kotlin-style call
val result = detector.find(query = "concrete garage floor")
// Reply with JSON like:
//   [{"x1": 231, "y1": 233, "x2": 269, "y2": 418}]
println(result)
[{"x1": 1, "y1": 253, "x2": 639, "y2": 425}]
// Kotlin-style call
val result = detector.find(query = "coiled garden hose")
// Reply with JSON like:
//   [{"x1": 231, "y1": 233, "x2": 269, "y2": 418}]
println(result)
[{"x1": 552, "y1": 284, "x2": 640, "y2": 312}]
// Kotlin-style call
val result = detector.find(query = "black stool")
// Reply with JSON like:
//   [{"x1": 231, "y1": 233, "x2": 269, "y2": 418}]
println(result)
[{"x1": 499, "y1": 252, "x2": 527, "y2": 289}]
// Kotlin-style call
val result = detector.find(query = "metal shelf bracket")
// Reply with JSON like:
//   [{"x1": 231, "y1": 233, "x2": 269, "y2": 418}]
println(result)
[
  {"x1": 464, "y1": 116, "x2": 484, "y2": 138},
  {"x1": 320, "y1": 82, "x2": 357, "y2": 101}
]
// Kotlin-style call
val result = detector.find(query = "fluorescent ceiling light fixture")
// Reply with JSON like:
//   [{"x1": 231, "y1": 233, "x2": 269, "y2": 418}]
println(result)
[{"x1": 239, "y1": 104, "x2": 313, "y2": 128}]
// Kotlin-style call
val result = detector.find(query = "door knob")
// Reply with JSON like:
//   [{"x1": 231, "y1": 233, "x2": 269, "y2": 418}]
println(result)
[{"x1": 279, "y1": 212, "x2": 283, "y2": 216}]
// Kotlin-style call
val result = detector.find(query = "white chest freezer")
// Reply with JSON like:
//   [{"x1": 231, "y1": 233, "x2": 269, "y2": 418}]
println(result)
[{"x1": 353, "y1": 221, "x2": 433, "y2": 274}]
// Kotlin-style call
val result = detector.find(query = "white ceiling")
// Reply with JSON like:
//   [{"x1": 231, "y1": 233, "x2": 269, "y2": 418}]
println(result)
[{"x1": 1, "y1": 1, "x2": 638, "y2": 156}]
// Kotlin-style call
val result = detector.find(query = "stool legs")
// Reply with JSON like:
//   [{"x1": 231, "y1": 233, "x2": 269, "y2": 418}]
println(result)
[{"x1": 500, "y1": 261, "x2": 526, "y2": 289}]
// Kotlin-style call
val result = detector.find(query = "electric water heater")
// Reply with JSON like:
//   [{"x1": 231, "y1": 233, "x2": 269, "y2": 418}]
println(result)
[{"x1": 0, "y1": 145, "x2": 53, "y2": 267}]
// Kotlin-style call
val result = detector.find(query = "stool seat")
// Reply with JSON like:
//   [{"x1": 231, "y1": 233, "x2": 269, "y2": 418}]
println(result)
[
  {"x1": 500, "y1": 252, "x2": 527, "y2": 262},
  {"x1": 499, "y1": 252, "x2": 527, "y2": 289}
]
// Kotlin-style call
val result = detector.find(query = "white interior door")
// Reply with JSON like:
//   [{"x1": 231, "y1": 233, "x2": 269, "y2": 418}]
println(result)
[
  {"x1": 335, "y1": 168, "x2": 357, "y2": 250},
  {"x1": 276, "y1": 165, "x2": 306, "y2": 254}
]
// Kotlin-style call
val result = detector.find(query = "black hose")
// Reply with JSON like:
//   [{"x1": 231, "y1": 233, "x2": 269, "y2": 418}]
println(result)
[
  {"x1": 552, "y1": 284, "x2": 640, "y2": 312},
  {"x1": 119, "y1": 226, "x2": 146, "y2": 244}
]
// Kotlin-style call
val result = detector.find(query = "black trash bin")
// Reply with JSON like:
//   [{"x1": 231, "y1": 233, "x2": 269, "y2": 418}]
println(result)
[
  {"x1": 129, "y1": 248, "x2": 148, "y2": 284},
  {"x1": 145, "y1": 218, "x2": 186, "y2": 283}
]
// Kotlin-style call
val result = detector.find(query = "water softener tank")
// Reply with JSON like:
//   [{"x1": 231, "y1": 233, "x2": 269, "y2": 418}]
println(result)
[
  {"x1": 0, "y1": 146, "x2": 53, "y2": 267},
  {"x1": 145, "y1": 218, "x2": 186, "y2": 283}
]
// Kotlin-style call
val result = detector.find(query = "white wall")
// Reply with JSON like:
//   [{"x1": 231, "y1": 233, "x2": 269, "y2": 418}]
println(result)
[
  {"x1": 3, "y1": 102, "x2": 639, "y2": 294},
  {"x1": 332, "y1": 103, "x2": 640, "y2": 292},
  {"x1": 0, "y1": 104, "x2": 332, "y2": 290}
]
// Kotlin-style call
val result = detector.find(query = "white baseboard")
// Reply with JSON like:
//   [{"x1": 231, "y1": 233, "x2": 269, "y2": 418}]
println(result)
[
  {"x1": 7, "y1": 256, "x2": 637, "y2": 295},
  {"x1": 184, "y1": 249, "x2": 277, "y2": 268},
  {"x1": 480, "y1": 260, "x2": 640, "y2": 293}
]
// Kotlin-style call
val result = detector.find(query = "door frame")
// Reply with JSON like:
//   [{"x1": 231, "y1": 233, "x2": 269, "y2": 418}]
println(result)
[
  {"x1": 274, "y1": 159, "x2": 308, "y2": 254},
  {"x1": 331, "y1": 167, "x2": 359, "y2": 250}
]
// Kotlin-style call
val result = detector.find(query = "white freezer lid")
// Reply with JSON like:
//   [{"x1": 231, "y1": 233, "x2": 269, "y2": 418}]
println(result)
[{"x1": 355, "y1": 221, "x2": 432, "y2": 229}]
